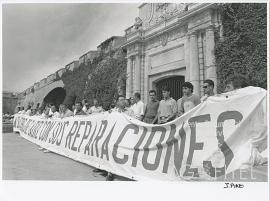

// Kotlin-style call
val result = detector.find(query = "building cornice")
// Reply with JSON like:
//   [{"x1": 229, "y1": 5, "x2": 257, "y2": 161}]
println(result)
[{"x1": 124, "y1": 3, "x2": 216, "y2": 47}]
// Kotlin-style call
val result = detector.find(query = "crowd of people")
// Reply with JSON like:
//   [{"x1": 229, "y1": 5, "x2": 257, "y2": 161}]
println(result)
[
  {"x1": 15, "y1": 75, "x2": 248, "y2": 181},
  {"x1": 16, "y1": 75, "x2": 247, "y2": 125}
]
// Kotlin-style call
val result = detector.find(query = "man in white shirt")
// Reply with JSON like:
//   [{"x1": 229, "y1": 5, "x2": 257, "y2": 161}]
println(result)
[
  {"x1": 25, "y1": 105, "x2": 32, "y2": 116},
  {"x1": 18, "y1": 107, "x2": 24, "y2": 114},
  {"x1": 158, "y1": 86, "x2": 177, "y2": 124},
  {"x1": 50, "y1": 105, "x2": 60, "y2": 118},
  {"x1": 116, "y1": 95, "x2": 134, "y2": 116},
  {"x1": 59, "y1": 104, "x2": 74, "y2": 118},
  {"x1": 132, "y1": 92, "x2": 145, "y2": 121},
  {"x1": 88, "y1": 99, "x2": 104, "y2": 114}
]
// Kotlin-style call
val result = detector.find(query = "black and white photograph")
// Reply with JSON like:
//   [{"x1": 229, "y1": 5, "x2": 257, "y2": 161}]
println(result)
[{"x1": 1, "y1": 1, "x2": 269, "y2": 201}]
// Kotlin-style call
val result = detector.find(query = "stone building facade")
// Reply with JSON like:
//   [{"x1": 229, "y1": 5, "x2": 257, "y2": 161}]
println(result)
[
  {"x1": 79, "y1": 50, "x2": 99, "y2": 65},
  {"x1": 3, "y1": 91, "x2": 18, "y2": 114},
  {"x1": 16, "y1": 36, "x2": 126, "y2": 109},
  {"x1": 97, "y1": 36, "x2": 126, "y2": 54},
  {"x1": 124, "y1": 3, "x2": 222, "y2": 102}
]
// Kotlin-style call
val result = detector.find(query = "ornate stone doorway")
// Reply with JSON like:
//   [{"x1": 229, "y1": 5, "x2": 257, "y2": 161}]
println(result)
[{"x1": 155, "y1": 76, "x2": 185, "y2": 101}]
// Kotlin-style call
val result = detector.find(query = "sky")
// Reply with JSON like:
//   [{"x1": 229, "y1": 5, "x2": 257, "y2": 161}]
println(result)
[{"x1": 2, "y1": 3, "x2": 139, "y2": 92}]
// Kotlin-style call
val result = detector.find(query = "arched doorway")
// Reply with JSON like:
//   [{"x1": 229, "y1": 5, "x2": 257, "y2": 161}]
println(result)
[
  {"x1": 155, "y1": 76, "x2": 185, "y2": 101},
  {"x1": 43, "y1": 87, "x2": 66, "y2": 107}
]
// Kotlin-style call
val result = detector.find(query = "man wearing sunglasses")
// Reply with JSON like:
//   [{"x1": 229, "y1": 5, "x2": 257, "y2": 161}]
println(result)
[{"x1": 201, "y1": 79, "x2": 215, "y2": 102}]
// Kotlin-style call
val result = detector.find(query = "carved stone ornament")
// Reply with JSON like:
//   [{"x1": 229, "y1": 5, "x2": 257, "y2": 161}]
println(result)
[
  {"x1": 134, "y1": 17, "x2": 143, "y2": 29},
  {"x1": 160, "y1": 32, "x2": 169, "y2": 46},
  {"x1": 141, "y1": 3, "x2": 187, "y2": 28}
]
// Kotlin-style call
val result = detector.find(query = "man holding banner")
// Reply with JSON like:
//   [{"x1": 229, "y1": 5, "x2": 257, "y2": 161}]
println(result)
[
  {"x1": 177, "y1": 82, "x2": 200, "y2": 117},
  {"x1": 157, "y1": 86, "x2": 177, "y2": 124},
  {"x1": 12, "y1": 86, "x2": 267, "y2": 181}
]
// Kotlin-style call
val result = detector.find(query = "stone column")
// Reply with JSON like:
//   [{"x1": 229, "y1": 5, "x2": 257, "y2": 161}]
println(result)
[
  {"x1": 133, "y1": 54, "x2": 141, "y2": 94},
  {"x1": 184, "y1": 36, "x2": 190, "y2": 82},
  {"x1": 144, "y1": 54, "x2": 149, "y2": 103},
  {"x1": 125, "y1": 57, "x2": 133, "y2": 98},
  {"x1": 189, "y1": 32, "x2": 200, "y2": 96},
  {"x1": 205, "y1": 27, "x2": 217, "y2": 93},
  {"x1": 140, "y1": 54, "x2": 145, "y2": 101}
]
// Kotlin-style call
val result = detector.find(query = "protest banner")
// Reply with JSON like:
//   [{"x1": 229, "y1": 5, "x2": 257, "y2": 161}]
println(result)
[{"x1": 13, "y1": 87, "x2": 267, "y2": 181}]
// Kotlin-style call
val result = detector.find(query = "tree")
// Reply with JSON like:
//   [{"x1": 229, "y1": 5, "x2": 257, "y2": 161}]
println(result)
[{"x1": 215, "y1": 3, "x2": 267, "y2": 92}]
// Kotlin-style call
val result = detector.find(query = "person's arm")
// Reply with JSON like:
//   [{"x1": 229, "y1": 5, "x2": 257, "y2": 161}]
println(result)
[
  {"x1": 142, "y1": 105, "x2": 148, "y2": 122},
  {"x1": 167, "y1": 100, "x2": 177, "y2": 121},
  {"x1": 88, "y1": 108, "x2": 92, "y2": 114},
  {"x1": 139, "y1": 102, "x2": 145, "y2": 121},
  {"x1": 157, "y1": 105, "x2": 161, "y2": 124},
  {"x1": 196, "y1": 95, "x2": 201, "y2": 106},
  {"x1": 100, "y1": 107, "x2": 105, "y2": 112},
  {"x1": 177, "y1": 99, "x2": 184, "y2": 117},
  {"x1": 152, "y1": 115, "x2": 158, "y2": 124}
]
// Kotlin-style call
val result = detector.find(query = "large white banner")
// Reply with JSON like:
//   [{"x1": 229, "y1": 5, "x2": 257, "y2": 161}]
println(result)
[{"x1": 13, "y1": 87, "x2": 267, "y2": 181}]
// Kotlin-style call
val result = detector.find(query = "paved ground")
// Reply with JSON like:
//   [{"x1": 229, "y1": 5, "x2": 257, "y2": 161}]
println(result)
[
  {"x1": 2, "y1": 132, "x2": 267, "y2": 181},
  {"x1": 2, "y1": 132, "x2": 130, "y2": 181}
]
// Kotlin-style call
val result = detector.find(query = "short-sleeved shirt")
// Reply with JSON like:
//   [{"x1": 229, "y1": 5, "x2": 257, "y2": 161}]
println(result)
[
  {"x1": 88, "y1": 106, "x2": 104, "y2": 114},
  {"x1": 75, "y1": 110, "x2": 87, "y2": 116},
  {"x1": 200, "y1": 94, "x2": 215, "y2": 102},
  {"x1": 82, "y1": 105, "x2": 88, "y2": 113},
  {"x1": 60, "y1": 109, "x2": 74, "y2": 118},
  {"x1": 117, "y1": 107, "x2": 134, "y2": 117},
  {"x1": 131, "y1": 100, "x2": 145, "y2": 120},
  {"x1": 26, "y1": 109, "x2": 32, "y2": 116},
  {"x1": 52, "y1": 112, "x2": 60, "y2": 118},
  {"x1": 158, "y1": 98, "x2": 177, "y2": 118},
  {"x1": 144, "y1": 100, "x2": 159, "y2": 119},
  {"x1": 177, "y1": 94, "x2": 200, "y2": 116}
]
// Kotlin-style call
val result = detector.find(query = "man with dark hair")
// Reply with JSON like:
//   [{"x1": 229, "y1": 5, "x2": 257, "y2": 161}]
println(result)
[
  {"x1": 18, "y1": 107, "x2": 24, "y2": 114},
  {"x1": 84, "y1": 103, "x2": 91, "y2": 114},
  {"x1": 49, "y1": 105, "x2": 60, "y2": 118},
  {"x1": 25, "y1": 105, "x2": 32, "y2": 116},
  {"x1": 131, "y1": 92, "x2": 145, "y2": 121},
  {"x1": 177, "y1": 82, "x2": 200, "y2": 117},
  {"x1": 144, "y1": 90, "x2": 159, "y2": 124},
  {"x1": 157, "y1": 86, "x2": 177, "y2": 124},
  {"x1": 100, "y1": 94, "x2": 134, "y2": 181},
  {"x1": 201, "y1": 79, "x2": 215, "y2": 102},
  {"x1": 116, "y1": 95, "x2": 132, "y2": 115},
  {"x1": 36, "y1": 108, "x2": 43, "y2": 116},
  {"x1": 224, "y1": 74, "x2": 248, "y2": 92},
  {"x1": 74, "y1": 102, "x2": 87, "y2": 115},
  {"x1": 88, "y1": 99, "x2": 104, "y2": 114},
  {"x1": 30, "y1": 108, "x2": 37, "y2": 116},
  {"x1": 125, "y1": 98, "x2": 131, "y2": 108}
]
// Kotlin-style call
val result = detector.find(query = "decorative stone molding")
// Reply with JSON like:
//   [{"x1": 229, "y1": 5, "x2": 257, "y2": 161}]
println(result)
[
  {"x1": 146, "y1": 25, "x2": 187, "y2": 50},
  {"x1": 137, "y1": 3, "x2": 188, "y2": 30},
  {"x1": 160, "y1": 32, "x2": 169, "y2": 46}
]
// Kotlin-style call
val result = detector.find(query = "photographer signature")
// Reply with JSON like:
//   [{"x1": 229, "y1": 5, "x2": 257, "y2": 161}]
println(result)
[{"x1": 224, "y1": 182, "x2": 244, "y2": 188}]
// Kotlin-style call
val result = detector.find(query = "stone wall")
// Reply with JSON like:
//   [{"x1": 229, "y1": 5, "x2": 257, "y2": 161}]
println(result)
[
  {"x1": 3, "y1": 92, "x2": 18, "y2": 114},
  {"x1": 124, "y1": 3, "x2": 221, "y2": 102},
  {"x1": 19, "y1": 79, "x2": 64, "y2": 108}
]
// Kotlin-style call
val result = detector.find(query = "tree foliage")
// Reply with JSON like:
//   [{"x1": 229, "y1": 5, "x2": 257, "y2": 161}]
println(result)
[
  {"x1": 215, "y1": 3, "x2": 267, "y2": 92},
  {"x1": 61, "y1": 50, "x2": 126, "y2": 110}
]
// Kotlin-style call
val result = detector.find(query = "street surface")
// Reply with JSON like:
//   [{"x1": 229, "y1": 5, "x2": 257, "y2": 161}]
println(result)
[
  {"x1": 2, "y1": 132, "x2": 130, "y2": 181},
  {"x1": 2, "y1": 132, "x2": 267, "y2": 181}
]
